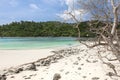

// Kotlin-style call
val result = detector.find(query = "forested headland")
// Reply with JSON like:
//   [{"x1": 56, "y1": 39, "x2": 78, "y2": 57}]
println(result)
[{"x1": 0, "y1": 21, "x2": 94, "y2": 37}]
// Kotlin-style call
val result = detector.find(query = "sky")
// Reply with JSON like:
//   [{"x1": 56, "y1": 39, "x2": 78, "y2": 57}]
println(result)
[{"x1": 0, "y1": 0, "x2": 85, "y2": 25}]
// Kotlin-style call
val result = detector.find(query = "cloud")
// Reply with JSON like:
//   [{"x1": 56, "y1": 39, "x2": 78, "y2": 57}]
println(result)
[
  {"x1": 57, "y1": 9, "x2": 85, "y2": 21},
  {"x1": 65, "y1": 0, "x2": 74, "y2": 11},
  {"x1": 57, "y1": 10, "x2": 71, "y2": 20},
  {"x1": 57, "y1": 0, "x2": 86, "y2": 21},
  {"x1": 29, "y1": 3, "x2": 39, "y2": 10}
]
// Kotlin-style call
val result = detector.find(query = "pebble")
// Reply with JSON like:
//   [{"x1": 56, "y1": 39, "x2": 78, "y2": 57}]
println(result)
[{"x1": 53, "y1": 73, "x2": 61, "y2": 80}]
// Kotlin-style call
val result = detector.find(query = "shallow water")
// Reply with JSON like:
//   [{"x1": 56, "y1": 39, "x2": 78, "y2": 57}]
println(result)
[{"x1": 0, "y1": 37, "x2": 79, "y2": 49}]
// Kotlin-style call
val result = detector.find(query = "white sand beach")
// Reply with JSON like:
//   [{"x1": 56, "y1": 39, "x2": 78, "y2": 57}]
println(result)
[
  {"x1": 0, "y1": 49, "x2": 54, "y2": 69},
  {"x1": 0, "y1": 44, "x2": 120, "y2": 80}
]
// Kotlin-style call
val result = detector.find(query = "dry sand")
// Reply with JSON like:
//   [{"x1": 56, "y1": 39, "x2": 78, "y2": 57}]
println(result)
[
  {"x1": 0, "y1": 44, "x2": 120, "y2": 80},
  {"x1": 0, "y1": 49, "x2": 54, "y2": 69}
]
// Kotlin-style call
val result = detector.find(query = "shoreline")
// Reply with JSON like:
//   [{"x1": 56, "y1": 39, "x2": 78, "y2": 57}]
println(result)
[{"x1": 0, "y1": 43, "x2": 81, "y2": 70}]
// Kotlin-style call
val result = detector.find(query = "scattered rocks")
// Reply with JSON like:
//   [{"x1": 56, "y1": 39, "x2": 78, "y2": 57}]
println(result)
[
  {"x1": 53, "y1": 73, "x2": 61, "y2": 80},
  {"x1": 2, "y1": 47, "x2": 82, "y2": 76},
  {"x1": 0, "y1": 74, "x2": 7, "y2": 80},
  {"x1": 1, "y1": 45, "x2": 119, "y2": 80}
]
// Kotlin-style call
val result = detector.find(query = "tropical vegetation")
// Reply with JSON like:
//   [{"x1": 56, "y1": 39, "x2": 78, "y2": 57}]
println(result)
[{"x1": 0, "y1": 21, "x2": 94, "y2": 37}]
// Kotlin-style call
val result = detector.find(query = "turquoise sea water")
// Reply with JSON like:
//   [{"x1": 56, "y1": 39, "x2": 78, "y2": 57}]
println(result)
[{"x1": 0, "y1": 37, "x2": 79, "y2": 50}]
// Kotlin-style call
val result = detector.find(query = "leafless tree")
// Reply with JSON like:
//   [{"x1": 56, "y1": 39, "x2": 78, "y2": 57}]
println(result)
[
  {"x1": 79, "y1": 0, "x2": 120, "y2": 60},
  {"x1": 65, "y1": 0, "x2": 120, "y2": 77},
  {"x1": 63, "y1": 12, "x2": 84, "y2": 40}
]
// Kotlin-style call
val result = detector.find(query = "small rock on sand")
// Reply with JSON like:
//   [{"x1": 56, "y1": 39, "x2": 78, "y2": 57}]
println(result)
[{"x1": 53, "y1": 73, "x2": 61, "y2": 80}]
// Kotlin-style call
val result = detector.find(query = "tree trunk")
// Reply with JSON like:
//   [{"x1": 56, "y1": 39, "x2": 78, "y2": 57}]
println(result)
[
  {"x1": 111, "y1": 6, "x2": 118, "y2": 36},
  {"x1": 76, "y1": 24, "x2": 80, "y2": 39}
]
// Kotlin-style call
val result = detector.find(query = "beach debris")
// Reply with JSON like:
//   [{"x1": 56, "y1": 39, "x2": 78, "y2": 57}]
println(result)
[{"x1": 53, "y1": 73, "x2": 61, "y2": 80}]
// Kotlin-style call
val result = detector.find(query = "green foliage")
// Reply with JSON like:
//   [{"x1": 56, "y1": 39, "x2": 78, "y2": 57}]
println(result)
[{"x1": 0, "y1": 21, "x2": 94, "y2": 37}]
